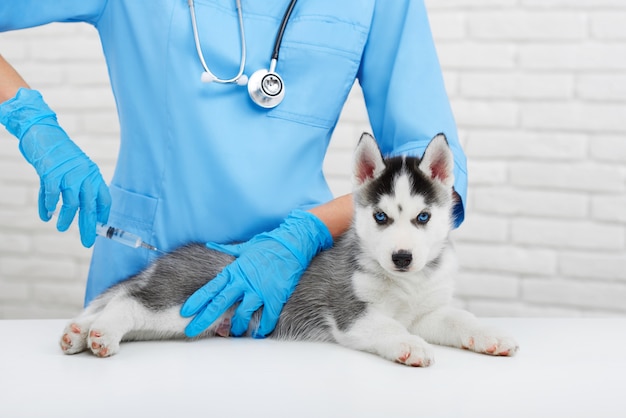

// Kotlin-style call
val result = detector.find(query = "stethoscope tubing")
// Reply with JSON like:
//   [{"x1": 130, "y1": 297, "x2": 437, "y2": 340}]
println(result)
[
  {"x1": 272, "y1": 0, "x2": 298, "y2": 61},
  {"x1": 188, "y1": 0, "x2": 298, "y2": 107},
  {"x1": 188, "y1": 0, "x2": 247, "y2": 84}
]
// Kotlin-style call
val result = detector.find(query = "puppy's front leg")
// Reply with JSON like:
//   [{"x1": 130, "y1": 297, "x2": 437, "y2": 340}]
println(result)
[
  {"x1": 333, "y1": 310, "x2": 435, "y2": 367},
  {"x1": 411, "y1": 307, "x2": 519, "y2": 356}
]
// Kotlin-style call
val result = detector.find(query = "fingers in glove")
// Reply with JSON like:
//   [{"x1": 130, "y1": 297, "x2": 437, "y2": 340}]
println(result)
[
  {"x1": 184, "y1": 282, "x2": 244, "y2": 338},
  {"x1": 230, "y1": 294, "x2": 263, "y2": 337},
  {"x1": 37, "y1": 180, "x2": 59, "y2": 222},
  {"x1": 57, "y1": 186, "x2": 80, "y2": 233},
  {"x1": 96, "y1": 182, "x2": 112, "y2": 224},
  {"x1": 77, "y1": 170, "x2": 110, "y2": 247},
  {"x1": 254, "y1": 301, "x2": 282, "y2": 339},
  {"x1": 78, "y1": 186, "x2": 98, "y2": 248},
  {"x1": 180, "y1": 272, "x2": 231, "y2": 317}
]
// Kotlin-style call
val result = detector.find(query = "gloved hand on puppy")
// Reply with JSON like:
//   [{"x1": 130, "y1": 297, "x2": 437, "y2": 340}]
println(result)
[{"x1": 181, "y1": 210, "x2": 333, "y2": 338}]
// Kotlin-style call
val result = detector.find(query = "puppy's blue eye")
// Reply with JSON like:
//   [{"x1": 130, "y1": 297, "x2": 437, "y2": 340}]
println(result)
[
  {"x1": 417, "y1": 212, "x2": 431, "y2": 224},
  {"x1": 374, "y1": 212, "x2": 388, "y2": 225}
]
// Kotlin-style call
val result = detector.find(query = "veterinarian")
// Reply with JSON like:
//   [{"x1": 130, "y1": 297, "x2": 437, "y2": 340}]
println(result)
[{"x1": 0, "y1": 0, "x2": 467, "y2": 338}]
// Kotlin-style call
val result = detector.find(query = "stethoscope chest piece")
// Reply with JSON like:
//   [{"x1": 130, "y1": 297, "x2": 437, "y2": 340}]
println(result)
[
  {"x1": 189, "y1": 0, "x2": 297, "y2": 109},
  {"x1": 247, "y1": 68, "x2": 285, "y2": 109}
]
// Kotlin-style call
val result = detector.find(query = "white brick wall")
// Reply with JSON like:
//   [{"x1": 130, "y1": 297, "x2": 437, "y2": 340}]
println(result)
[
  {"x1": 1, "y1": 0, "x2": 625, "y2": 319},
  {"x1": 426, "y1": 0, "x2": 626, "y2": 317}
]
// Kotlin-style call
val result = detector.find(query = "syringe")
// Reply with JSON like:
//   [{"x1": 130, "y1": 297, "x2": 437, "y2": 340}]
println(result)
[
  {"x1": 47, "y1": 211, "x2": 162, "y2": 252},
  {"x1": 95, "y1": 223, "x2": 161, "y2": 252}
]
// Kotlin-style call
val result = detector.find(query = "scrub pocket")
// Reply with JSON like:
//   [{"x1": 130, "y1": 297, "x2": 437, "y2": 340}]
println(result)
[
  {"x1": 85, "y1": 186, "x2": 159, "y2": 303},
  {"x1": 107, "y1": 184, "x2": 158, "y2": 255},
  {"x1": 267, "y1": 15, "x2": 370, "y2": 129}
]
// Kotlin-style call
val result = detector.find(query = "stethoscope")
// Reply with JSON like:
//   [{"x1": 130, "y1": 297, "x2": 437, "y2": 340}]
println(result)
[{"x1": 188, "y1": 0, "x2": 298, "y2": 109}]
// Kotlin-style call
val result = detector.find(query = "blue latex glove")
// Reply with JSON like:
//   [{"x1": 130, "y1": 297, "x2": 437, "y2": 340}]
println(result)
[
  {"x1": 181, "y1": 210, "x2": 333, "y2": 338},
  {"x1": 0, "y1": 88, "x2": 111, "y2": 247}
]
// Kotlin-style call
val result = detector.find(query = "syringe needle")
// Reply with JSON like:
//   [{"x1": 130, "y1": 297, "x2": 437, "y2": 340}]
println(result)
[{"x1": 140, "y1": 242, "x2": 159, "y2": 252}]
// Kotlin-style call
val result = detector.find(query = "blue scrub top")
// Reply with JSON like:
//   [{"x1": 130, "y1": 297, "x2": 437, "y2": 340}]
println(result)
[{"x1": 1, "y1": 0, "x2": 467, "y2": 304}]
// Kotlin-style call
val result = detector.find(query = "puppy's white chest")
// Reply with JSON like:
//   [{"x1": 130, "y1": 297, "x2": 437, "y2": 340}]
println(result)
[{"x1": 352, "y1": 271, "x2": 438, "y2": 325}]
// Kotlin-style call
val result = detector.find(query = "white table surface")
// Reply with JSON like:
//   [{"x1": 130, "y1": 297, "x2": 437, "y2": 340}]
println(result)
[{"x1": 0, "y1": 318, "x2": 624, "y2": 418}]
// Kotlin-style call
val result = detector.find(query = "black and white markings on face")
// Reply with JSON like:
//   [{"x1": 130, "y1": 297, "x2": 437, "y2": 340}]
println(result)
[{"x1": 362, "y1": 156, "x2": 440, "y2": 209}]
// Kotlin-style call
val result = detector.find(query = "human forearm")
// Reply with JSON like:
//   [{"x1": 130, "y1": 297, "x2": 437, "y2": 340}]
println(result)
[
  {"x1": 0, "y1": 55, "x2": 29, "y2": 103},
  {"x1": 307, "y1": 193, "x2": 353, "y2": 239}
]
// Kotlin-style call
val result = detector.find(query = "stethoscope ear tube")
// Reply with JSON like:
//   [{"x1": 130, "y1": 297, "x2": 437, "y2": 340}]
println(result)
[{"x1": 189, "y1": 0, "x2": 247, "y2": 85}]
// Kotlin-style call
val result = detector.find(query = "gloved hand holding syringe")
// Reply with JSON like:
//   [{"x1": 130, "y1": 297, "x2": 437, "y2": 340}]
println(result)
[{"x1": 49, "y1": 211, "x2": 162, "y2": 253}]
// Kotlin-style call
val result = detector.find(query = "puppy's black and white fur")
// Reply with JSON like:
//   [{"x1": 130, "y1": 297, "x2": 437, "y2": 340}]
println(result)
[{"x1": 60, "y1": 133, "x2": 518, "y2": 366}]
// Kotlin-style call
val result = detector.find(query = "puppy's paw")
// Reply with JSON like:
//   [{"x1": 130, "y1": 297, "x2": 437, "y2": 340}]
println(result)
[
  {"x1": 393, "y1": 337, "x2": 435, "y2": 367},
  {"x1": 462, "y1": 328, "x2": 519, "y2": 357},
  {"x1": 60, "y1": 323, "x2": 88, "y2": 354},
  {"x1": 87, "y1": 329, "x2": 120, "y2": 358}
]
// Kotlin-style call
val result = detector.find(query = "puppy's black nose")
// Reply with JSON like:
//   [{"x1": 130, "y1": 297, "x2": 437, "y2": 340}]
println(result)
[{"x1": 392, "y1": 251, "x2": 412, "y2": 269}]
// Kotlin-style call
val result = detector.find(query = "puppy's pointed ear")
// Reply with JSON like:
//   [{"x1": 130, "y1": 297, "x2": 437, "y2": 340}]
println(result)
[
  {"x1": 419, "y1": 134, "x2": 455, "y2": 188},
  {"x1": 353, "y1": 133, "x2": 385, "y2": 186}
]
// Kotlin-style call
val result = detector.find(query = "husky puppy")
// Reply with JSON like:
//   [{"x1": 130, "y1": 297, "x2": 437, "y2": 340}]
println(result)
[{"x1": 60, "y1": 133, "x2": 518, "y2": 366}]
